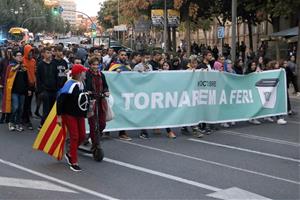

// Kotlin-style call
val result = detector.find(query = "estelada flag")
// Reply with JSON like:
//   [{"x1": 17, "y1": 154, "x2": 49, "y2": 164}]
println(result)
[{"x1": 33, "y1": 102, "x2": 67, "y2": 160}]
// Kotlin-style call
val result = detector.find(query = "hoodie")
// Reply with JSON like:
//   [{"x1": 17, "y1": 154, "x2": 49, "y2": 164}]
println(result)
[{"x1": 23, "y1": 45, "x2": 36, "y2": 88}]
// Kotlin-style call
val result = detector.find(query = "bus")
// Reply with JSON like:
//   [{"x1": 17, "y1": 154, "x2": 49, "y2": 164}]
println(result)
[{"x1": 8, "y1": 27, "x2": 30, "y2": 43}]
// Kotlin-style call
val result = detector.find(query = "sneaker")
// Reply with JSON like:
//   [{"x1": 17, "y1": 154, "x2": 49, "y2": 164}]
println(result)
[
  {"x1": 8, "y1": 123, "x2": 15, "y2": 131},
  {"x1": 277, "y1": 118, "x2": 287, "y2": 125},
  {"x1": 264, "y1": 117, "x2": 274, "y2": 123},
  {"x1": 205, "y1": 128, "x2": 212, "y2": 135},
  {"x1": 37, "y1": 124, "x2": 42, "y2": 131},
  {"x1": 119, "y1": 133, "x2": 132, "y2": 141},
  {"x1": 65, "y1": 153, "x2": 72, "y2": 165},
  {"x1": 139, "y1": 131, "x2": 149, "y2": 139},
  {"x1": 15, "y1": 125, "x2": 24, "y2": 132},
  {"x1": 27, "y1": 122, "x2": 33, "y2": 130},
  {"x1": 288, "y1": 110, "x2": 297, "y2": 115},
  {"x1": 167, "y1": 131, "x2": 176, "y2": 139},
  {"x1": 221, "y1": 123, "x2": 230, "y2": 128},
  {"x1": 249, "y1": 119, "x2": 261, "y2": 125},
  {"x1": 295, "y1": 92, "x2": 300, "y2": 97},
  {"x1": 181, "y1": 127, "x2": 189, "y2": 135},
  {"x1": 70, "y1": 164, "x2": 82, "y2": 172},
  {"x1": 231, "y1": 122, "x2": 236, "y2": 126}
]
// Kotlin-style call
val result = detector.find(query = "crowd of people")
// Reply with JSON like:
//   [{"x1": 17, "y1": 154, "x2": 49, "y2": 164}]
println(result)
[{"x1": 0, "y1": 39, "x2": 298, "y2": 171}]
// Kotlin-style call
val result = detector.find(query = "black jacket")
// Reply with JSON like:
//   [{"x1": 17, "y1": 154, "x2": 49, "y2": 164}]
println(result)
[
  {"x1": 52, "y1": 58, "x2": 68, "y2": 89},
  {"x1": 12, "y1": 66, "x2": 29, "y2": 95},
  {"x1": 36, "y1": 60, "x2": 58, "y2": 93},
  {"x1": 85, "y1": 70, "x2": 109, "y2": 98},
  {"x1": 57, "y1": 83, "x2": 87, "y2": 117}
]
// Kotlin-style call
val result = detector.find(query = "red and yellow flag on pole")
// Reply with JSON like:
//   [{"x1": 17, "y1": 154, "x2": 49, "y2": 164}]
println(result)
[{"x1": 33, "y1": 103, "x2": 67, "y2": 160}]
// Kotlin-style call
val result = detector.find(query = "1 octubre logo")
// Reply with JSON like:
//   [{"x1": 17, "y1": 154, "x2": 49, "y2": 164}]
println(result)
[{"x1": 255, "y1": 78, "x2": 279, "y2": 109}]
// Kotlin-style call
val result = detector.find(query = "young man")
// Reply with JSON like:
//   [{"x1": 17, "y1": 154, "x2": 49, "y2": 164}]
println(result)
[
  {"x1": 52, "y1": 46, "x2": 68, "y2": 90},
  {"x1": 4, "y1": 51, "x2": 31, "y2": 131},
  {"x1": 22, "y1": 44, "x2": 36, "y2": 130},
  {"x1": 57, "y1": 64, "x2": 88, "y2": 172},
  {"x1": 36, "y1": 47, "x2": 58, "y2": 129}
]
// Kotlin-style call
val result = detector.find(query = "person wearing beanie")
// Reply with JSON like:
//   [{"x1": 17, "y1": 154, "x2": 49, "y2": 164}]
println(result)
[{"x1": 57, "y1": 64, "x2": 88, "y2": 172}]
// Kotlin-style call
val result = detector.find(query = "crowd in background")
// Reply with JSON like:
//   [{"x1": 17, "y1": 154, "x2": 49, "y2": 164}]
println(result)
[{"x1": 0, "y1": 40, "x2": 298, "y2": 141}]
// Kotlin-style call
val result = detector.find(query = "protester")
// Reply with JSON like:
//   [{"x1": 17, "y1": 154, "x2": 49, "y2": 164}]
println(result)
[
  {"x1": 36, "y1": 47, "x2": 58, "y2": 129},
  {"x1": 57, "y1": 64, "x2": 88, "y2": 172},
  {"x1": 4, "y1": 50, "x2": 31, "y2": 131},
  {"x1": 22, "y1": 44, "x2": 36, "y2": 130},
  {"x1": 86, "y1": 57, "x2": 110, "y2": 149},
  {"x1": 287, "y1": 55, "x2": 300, "y2": 96}
]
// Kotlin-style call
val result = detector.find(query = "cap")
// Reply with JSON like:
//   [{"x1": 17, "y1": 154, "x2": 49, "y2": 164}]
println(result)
[{"x1": 71, "y1": 64, "x2": 88, "y2": 75}]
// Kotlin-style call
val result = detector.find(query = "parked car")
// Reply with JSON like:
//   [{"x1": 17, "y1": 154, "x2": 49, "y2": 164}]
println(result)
[{"x1": 41, "y1": 36, "x2": 54, "y2": 45}]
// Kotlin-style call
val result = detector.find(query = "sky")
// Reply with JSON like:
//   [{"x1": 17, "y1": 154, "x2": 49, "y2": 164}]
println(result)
[{"x1": 76, "y1": 0, "x2": 104, "y2": 17}]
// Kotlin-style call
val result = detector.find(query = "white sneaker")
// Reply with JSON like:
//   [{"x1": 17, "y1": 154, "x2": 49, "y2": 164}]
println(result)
[
  {"x1": 221, "y1": 123, "x2": 230, "y2": 128},
  {"x1": 231, "y1": 122, "x2": 236, "y2": 126},
  {"x1": 295, "y1": 92, "x2": 300, "y2": 97},
  {"x1": 249, "y1": 119, "x2": 261, "y2": 125},
  {"x1": 8, "y1": 123, "x2": 15, "y2": 131},
  {"x1": 277, "y1": 118, "x2": 287, "y2": 125},
  {"x1": 264, "y1": 117, "x2": 274, "y2": 122}
]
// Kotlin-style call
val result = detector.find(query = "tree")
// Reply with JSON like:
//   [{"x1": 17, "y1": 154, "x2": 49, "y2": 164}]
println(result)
[{"x1": 97, "y1": 0, "x2": 119, "y2": 29}]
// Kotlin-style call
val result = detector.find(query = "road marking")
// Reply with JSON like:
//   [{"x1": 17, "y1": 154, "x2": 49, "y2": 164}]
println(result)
[
  {"x1": 104, "y1": 157, "x2": 221, "y2": 192},
  {"x1": 116, "y1": 140, "x2": 300, "y2": 185},
  {"x1": 0, "y1": 158, "x2": 119, "y2": 200},
  {"x1": 207, "y1": 187, "x2": 271, "y2": 200},
  {"x1": 84, "y1": 156, "x2": 271, "y2": 200},
  {"x1": 188, "y1": 139, "x2": 300, "y2": 163},
  {"x1": 0, "y1": 176, "x2": 76, "y2": 193},
  {"x1": 288, "y1": 120, "x2": 300, "y2": 125},
  {"x1": 220, "y1": 130, "x2": 300, "y2": 147}
]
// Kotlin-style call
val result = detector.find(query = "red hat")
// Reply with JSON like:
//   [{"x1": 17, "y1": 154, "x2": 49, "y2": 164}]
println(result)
[{"x1": 71, "y1": 64, "x2": 88, "y2": 75}]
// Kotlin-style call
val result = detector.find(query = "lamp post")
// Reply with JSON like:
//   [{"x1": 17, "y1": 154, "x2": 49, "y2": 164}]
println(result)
[
  {"x1": 231, "y1": 0, "x2": 237, "y2": 62},
  {"x1": 163, "y1": 0, "x2": 168, "y2": 53}
]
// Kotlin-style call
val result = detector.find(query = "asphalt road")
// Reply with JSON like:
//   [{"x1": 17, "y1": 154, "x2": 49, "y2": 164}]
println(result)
[{"x1": 0, "y1": 97, "x2": 299, "y2": 200}]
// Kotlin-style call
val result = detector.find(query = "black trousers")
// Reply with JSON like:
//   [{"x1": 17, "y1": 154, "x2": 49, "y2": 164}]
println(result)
[
  {"x1": 22, "y1": 91, "x2": 34, "y2": 124},
  {"x1": 291, "y1": 75, "x2": 299, "y2": 93},
  {"x1": 41, "y1": 91, "x2": 57, "y2": 126}
]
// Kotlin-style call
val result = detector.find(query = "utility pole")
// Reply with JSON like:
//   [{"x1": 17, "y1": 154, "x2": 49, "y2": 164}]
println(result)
[
  {"x1": 117, "y1": 0, "x2": 120, "y2": 42},
  {"x1": 231, "y1": 0, "x2": 237, "y2": 62},
  {"x1": 163, "y1": 0, "x2": 168, "y2": 53}
]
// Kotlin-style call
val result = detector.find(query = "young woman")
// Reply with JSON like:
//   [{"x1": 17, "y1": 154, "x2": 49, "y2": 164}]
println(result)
[
  {"x1": 85, "y1": 56, "x2": 110, "y2": 148},
  {"x1": 57, "y1": 64, "x2": 88, "y2": 172}
]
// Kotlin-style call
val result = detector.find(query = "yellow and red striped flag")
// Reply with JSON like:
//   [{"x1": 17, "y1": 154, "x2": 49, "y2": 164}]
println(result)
[{"x1": 33, "y1": 103, "x2": 67, "y2": 160}]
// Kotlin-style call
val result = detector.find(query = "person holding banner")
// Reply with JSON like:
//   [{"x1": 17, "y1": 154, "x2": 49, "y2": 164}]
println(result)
[
  {"x1": 57, "y1": 64, "x2": 88, "y2": 172},
  {"x1": 109, "y1": 50, "x2": 132, "y2": 141}
]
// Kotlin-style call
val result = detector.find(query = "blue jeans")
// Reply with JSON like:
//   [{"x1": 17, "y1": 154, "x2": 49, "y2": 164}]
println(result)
[{"x1": 10, "y1": 93, "x2": 25, "y2": 124}]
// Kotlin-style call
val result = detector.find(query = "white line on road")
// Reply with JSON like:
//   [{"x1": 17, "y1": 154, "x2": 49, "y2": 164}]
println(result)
[
  {"x1": 116, "y1": 140, "x2": 300, "y2": 185},
  {"x1": 84, "y1": 156, "x2": 271, "y2": 200},
  {"x1": 288, "y1": 120, "x2": 300, "y2": 125},
  {"x1": 0, "y1": 177, "x2": 77, "y2": 193},
  {"x1": 103, "y1": 157, "x2": 221, "y2": 192},
  {"x1": 220, "y1": 130, "x2": 300, "y2": 147},
  {"x1": 188, "y1": 139, "x2": 300, "y2": 163},
  {"x1": 0, "y1": 158, "x2": 119, "y2": 200}
]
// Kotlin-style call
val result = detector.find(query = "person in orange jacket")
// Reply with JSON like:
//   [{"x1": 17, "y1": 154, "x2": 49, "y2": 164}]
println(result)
[{"x1": 22, "y1": 44, "x2": 36, "y2": 130}]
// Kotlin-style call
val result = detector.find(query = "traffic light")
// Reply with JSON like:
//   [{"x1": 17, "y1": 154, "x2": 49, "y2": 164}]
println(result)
[
  {"x1": 52, "y1": 7, "x2": 59, "y2": 15},
  {"x1": 52, "y1": 6, "x2": 63, "y2": 15},
  {"x1": 91, "y1": 30, "x2": 97, "y2": 38}
]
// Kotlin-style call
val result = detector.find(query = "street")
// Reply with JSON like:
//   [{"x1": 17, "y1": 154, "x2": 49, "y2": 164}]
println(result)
[{"x1": 0, "y1": 98, "x2": 299, "y2": 199}]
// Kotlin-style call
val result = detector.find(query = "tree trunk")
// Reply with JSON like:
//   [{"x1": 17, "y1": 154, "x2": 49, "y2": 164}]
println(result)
[
  {"x1": 247, "y1": 22, "x2": 253, "y2": 50},
  {"x1": 172, "y1": 27, "x2": 176, "y2": 53},
  {"x1": 185, "y1": 18, "x2": 191, "y2": 56},
  {"x1": 203, "y1": 29, "x2": 208, "y2": 46},
  {"x1": 167, "y1": 26, "x2": 172, "y2": 51}
]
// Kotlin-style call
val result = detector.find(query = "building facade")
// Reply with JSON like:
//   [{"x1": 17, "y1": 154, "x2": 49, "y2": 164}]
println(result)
[{"x1": 58, "y1": 0, "x2": 77, "y2": 26}]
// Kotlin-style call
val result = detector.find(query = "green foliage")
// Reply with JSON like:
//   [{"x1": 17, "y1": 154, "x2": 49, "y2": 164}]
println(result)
[
  {"x1": 97, "y1": 0, "x2": 119, "y2": 29},
  {"x1": 0, "y1": 0, "x2": 67, "y2": 33}
]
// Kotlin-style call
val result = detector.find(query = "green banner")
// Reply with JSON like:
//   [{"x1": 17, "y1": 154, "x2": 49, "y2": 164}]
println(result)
[{"x1": 103, "y1": 70, "x2": 287, "y2": 131}]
